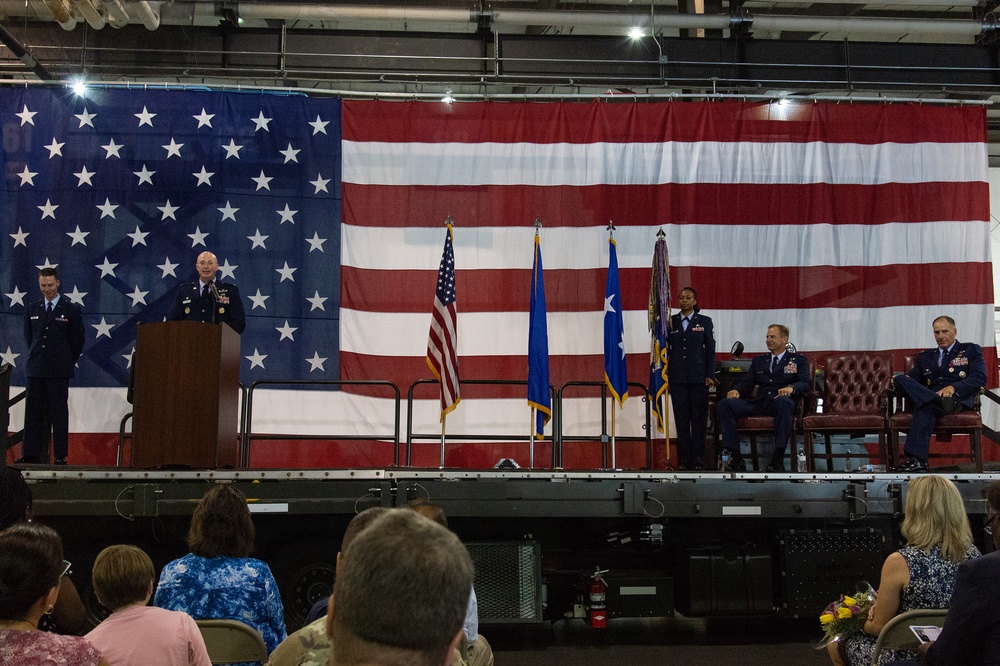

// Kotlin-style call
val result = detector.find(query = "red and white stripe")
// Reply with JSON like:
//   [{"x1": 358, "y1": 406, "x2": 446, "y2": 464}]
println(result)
[{"x1": 338, "y1": 100, "x2": 996, "y2": 463}]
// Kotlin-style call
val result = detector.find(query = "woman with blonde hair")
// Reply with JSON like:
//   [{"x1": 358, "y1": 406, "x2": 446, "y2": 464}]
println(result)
[{"x1": 828, "y1": 475, "x2": 980, "y2": 666}]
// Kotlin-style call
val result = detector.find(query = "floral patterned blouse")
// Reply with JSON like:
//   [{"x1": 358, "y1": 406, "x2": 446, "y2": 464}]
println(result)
[
  {"x1": 0, "y1": 629, "x2": 103, "y2": 665},
  {"x1": 838, "y1": 543, "x2": 980, "y2": 666},
  {"x1": 153, "y1": 553, "x2": 287, "y2": 666}
]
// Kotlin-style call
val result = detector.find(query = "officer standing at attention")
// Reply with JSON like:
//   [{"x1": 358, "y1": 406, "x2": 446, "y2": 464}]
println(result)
[
  {"x1": 715, "y1": 324, "x2": 810, "y2": 472},
  {"x1": 667, "y1": 287, "x2": 716, "y2": 470},
  {"x1": 17, "y1": 267, "x2": 85, "y2": 465},
  {"x1": 167, "y1": 251, "x2": 246, "y2": 334},
  {"x1": 892, "y1": 315, "x2": 986, "y2": 472}
]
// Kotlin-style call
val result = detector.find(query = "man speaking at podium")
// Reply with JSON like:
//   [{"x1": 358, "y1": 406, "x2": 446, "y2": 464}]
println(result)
[{"x1": 167, "y1": 251, "x2": 246, "y2": 334}]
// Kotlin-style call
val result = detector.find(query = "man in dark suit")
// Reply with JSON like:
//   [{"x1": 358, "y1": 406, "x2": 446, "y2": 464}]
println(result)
[
  {"x1": 715, "y1": 324, "x2": 810, "y2": 472},
  {"x1": 892, "y1": 316, "x2": 986, "y2": 473},
  {"x1": 17, "y1": 267, "x2": 85, "y2": 465},
  {"x1": 167, "y1": 251, "x2": 246, "y2": 334}
]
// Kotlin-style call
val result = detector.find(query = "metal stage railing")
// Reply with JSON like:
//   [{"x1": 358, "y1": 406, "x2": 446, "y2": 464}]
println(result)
[
  {"x1": 556, "y1": 381, "x2": 654, "y2": 470},
  {"x1": 407, "y1": 378, "x2": 557, "y2": 469},
  {"x1": 0, "y1": 364, "x2": 26, "y2": 470},
  {"x1": 244, "y1": 379, "x2": 401, "y2": 468}
]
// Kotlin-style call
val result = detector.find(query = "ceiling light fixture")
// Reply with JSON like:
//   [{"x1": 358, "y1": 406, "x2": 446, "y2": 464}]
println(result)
[{"x1": 628, "y1": 27, "x2": 644, "y2": 39}]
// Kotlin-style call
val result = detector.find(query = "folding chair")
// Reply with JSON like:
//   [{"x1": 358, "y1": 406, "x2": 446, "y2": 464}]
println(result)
[
  {"x1": 870, "y1": 608, "x2": 948, "y2": 666},
  {"x1": 195, "y1": 618, "x2": 269, "y2": 665}
]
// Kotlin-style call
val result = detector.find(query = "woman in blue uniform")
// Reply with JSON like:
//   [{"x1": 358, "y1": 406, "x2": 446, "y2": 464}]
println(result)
[{"x1": 667, "y1": 287, "x2": 716, "y2": 470}]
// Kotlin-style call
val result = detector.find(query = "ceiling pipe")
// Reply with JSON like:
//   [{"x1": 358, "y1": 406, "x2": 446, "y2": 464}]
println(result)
[
  {"x1": 131, "y1": 0, "x2": 159, "y2": 30},
  {"x1": 237, "y1": 3, "x2": 474, "y2": 24},
  {"x1": 42, "y1": 0, "x2": 76, "y2": 30},
  {"x1": 73, "y1": 0, "x2": 105, "y2": 29},
  {"x1": 751, "y1": 14, "x2": 991, "y2": 37},
  {"x1": 492, "y1": 9, "x2": 731, "y2": 30},
  {"x1": 104, "y1": 0, "x2": 130, "y2": 28},
  {"x1": 0, "y1": 24, "x2": 53, "y2": 78}
]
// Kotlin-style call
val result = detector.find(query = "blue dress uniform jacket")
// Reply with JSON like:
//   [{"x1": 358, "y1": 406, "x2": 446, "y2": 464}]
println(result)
[
  {"x1": 22, "y1": 297, "x2": 85, "y2": 460},
  {"x1": 667, "y1": 312, "x2": 716, "y2": 468},
  {"x1": 24, "y1": 298, "x2": 85, "y2": 378},
  {"x1": 667, "y1": 312, "x2": 716, "y2": 384},
  {"x1": 167, "y1": 281, "x2": 246, "y2": 334},
  {"x1": 732, "y1": 352, "x2": 812, "y2": 401},
  {"x1": 894, "y1": 341, "x2": 986, "y2": 461},
  {"x1": 717, "y1": 351, "x2": 811, "y2": 459},
  {"x1": 908, "y1": 341, "x2": 986, "y2": 410}
]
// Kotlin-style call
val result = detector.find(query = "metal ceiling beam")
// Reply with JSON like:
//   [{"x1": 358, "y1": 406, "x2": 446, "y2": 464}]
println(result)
[{"x1": 0, "y1": 2, "x2": 994, "y2": 39}]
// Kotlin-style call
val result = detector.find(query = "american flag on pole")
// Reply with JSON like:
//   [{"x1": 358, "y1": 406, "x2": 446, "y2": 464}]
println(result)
[
  {"x1": 341, "y1": 100, "x2": 996, "y2": 468},
  {"x1": 1, "y1": 86, "x2": 341, "y2": 463},
  {"x1": 426, "y1": 223, "x2": 461, "y2": 420}
]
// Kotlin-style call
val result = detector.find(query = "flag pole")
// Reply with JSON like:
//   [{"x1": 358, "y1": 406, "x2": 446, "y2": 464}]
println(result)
[
  {"x1": 440, "y1": 414, "x2": 447, "y2": 468},
  {"x1": 610, "y1": 402, "x2": 617, "y2": 470},
  {"x1": 529, "y1": 407, "x2": 536, "y2": 469},
  {"x1": 608, "y1": 220, "x2": 617, "y2": 471},
  {"x1": 658, "y1": 226, "x2": 670, "y2": 468}
]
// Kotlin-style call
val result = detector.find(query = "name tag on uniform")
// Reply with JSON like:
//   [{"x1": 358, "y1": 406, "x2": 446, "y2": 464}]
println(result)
[{"x1": 30, "y1": 315, "x2": 39, "y2": 320}]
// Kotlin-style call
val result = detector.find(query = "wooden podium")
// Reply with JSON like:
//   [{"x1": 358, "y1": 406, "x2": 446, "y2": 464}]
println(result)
[{"x1": 132, "y1": 321, "x2": 241, "y2": 469}]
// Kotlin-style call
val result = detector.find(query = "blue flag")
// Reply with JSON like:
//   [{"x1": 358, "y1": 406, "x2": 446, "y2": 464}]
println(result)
[
  {"x1": 604, "y1": 237, "x2": 628, "y2": 407},
  {"x1": 527, "y1": 233, "x2": 551, "y2": 438}
]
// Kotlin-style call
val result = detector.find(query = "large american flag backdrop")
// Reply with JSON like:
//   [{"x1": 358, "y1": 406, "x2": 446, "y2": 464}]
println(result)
[{"x1": 2, "y1": 91, "x2": 996, "y2": 468}]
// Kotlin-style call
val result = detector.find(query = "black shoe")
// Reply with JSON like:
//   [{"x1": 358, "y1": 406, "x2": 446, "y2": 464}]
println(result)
[
  {"x1": 765, "y1": 458, "x2": 786, "y2": 473},
  {"x1": 719, "y1": 452, "x2": 746, "y2": 472},
  {"x1": 54, "y1": 457, "x2": 67, "y2": 466},
  {"x1": 893, "y1": 456, "x2": 929, "y2": 473},
  {"x1": 940, "y1": 396, "x2": 961, "y2": 414},
  {"x1": 14, "y1": 455, "x2": 40, "y2": 464}
]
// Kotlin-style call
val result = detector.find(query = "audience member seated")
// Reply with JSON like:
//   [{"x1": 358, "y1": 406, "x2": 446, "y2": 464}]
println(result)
[
  {"x1": 328, "y1": 509, "x2": 474, "y2": 666},
  {"x1": 409, "y1": 499, "x2": 494, "y2": 666},
  {"x1": 0, "y1": 467, "x2": 87, "y2": 635},
  {"x1": 86, "y1": 544, "x2": 211, "y2": 666},
  {"x1": 269, "y1": 507, "x2": 389, "y2": 666},
  {"x1": 0, "y1": 523, "x2": 109, "y2": 665},
  {"x1": 153, "y1": 485, "x2": 286, "y2": 665},
  {"x1": 892, "y1": 480, "x2": 1000, "y2": 666},
  {"x1": 828, "y1": 476, "x2": 980, "y2": 666}
]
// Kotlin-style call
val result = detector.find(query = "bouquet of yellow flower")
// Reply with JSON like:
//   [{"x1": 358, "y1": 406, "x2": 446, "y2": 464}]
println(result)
[{"x1": 819, "y1": 585, "x2": 877, "y2": 639}]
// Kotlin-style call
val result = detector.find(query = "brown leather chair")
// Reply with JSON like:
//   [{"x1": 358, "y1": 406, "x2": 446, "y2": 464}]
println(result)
[
  {"x1": 734, "y1": 358, "x2": 816, "y2": 471},
  {"x1": 888, "y1": 356, "x2": 983, "y2": 472},
  {"x1": 801, "y1": 352, "x2": 893, "y2": 472}
]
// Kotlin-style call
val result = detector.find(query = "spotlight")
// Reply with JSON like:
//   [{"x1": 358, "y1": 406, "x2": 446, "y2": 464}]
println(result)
[
  {"x1": 442, "y1": 91, "x2": 456, "y2": 104},
  {"x1": 70, "y1": 78, "x2": 87, "y2": 96},
  {"x1": 628, "y1": 27, "x2": 644, "y2": 39}
]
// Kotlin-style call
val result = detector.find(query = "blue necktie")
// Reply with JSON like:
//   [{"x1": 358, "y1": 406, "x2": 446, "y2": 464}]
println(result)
[
  {"x1": 771, "y1": 355, "x2": 780, "y2": 373},
  {"x1": 682, "y1": 316, "x2": 689, "y2": 331}
]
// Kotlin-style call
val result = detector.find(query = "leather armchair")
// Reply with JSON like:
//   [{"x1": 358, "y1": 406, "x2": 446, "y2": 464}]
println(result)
[{"x1": 801, "y1": 352, "x2": 893, "y2": 472}]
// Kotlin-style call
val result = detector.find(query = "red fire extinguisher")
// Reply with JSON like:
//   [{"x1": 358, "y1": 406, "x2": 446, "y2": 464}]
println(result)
[{"x1": 587, "y1": 567, "x2": 609, "y2": 628}]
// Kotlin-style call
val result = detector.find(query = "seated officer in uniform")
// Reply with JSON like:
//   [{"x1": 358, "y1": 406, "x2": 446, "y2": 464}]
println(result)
[
  {"x1": 715, "y1": 324, "x2": 810, "y2": 472},
  {"x1": 167, "y1": 251, "x2": 246, "y2": 334},
  {"x1": 892, "y1": 315, "x2": 986, "y2": 473}
]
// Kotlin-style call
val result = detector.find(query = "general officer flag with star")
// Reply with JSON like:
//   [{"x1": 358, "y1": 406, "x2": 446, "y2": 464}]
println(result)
[
  {"x1": 0, "y1": 86, "x2": 341, "y2": 388},
  {"x1": 603, "y1": 235, "x2": 628, "y2": 407}
]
